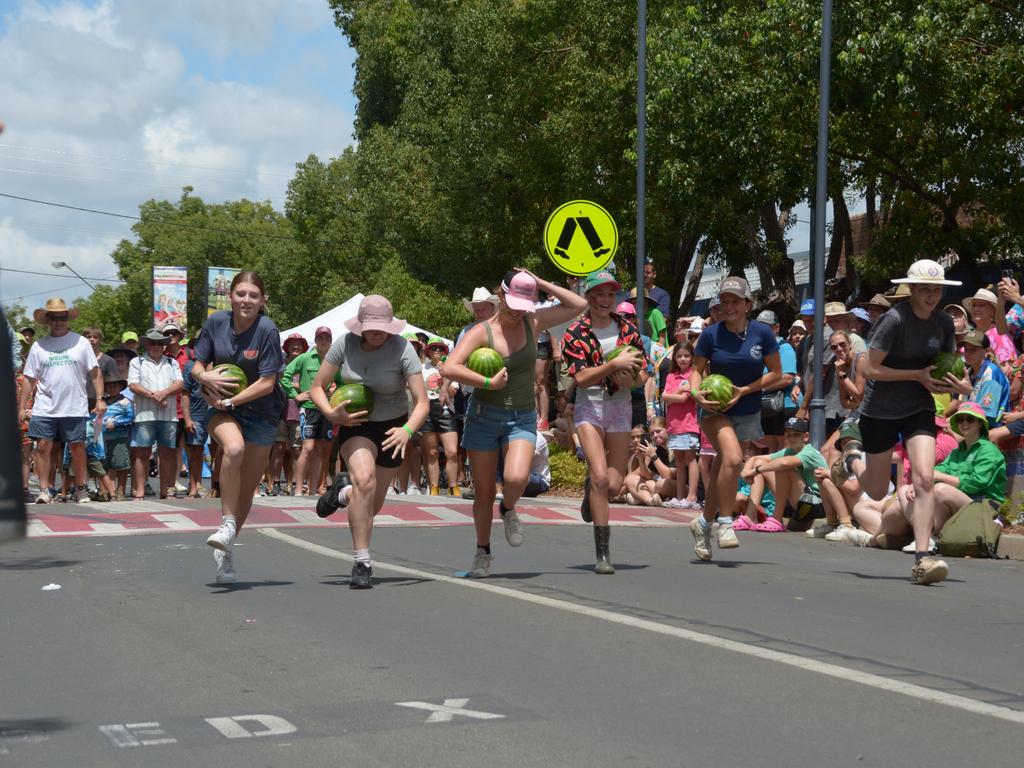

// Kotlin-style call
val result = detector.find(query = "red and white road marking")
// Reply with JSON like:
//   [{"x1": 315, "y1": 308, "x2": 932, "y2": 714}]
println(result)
[{"x1": 27, "y1": 499, "x2": 697, "y2": 538}]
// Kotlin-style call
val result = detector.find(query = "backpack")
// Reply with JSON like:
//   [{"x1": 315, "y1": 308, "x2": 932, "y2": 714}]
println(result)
[{"x1": 937, "y1": 501, "x2": 1001, "y2": 558}]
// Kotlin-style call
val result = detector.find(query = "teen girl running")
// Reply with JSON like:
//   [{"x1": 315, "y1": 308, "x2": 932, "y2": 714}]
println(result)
[
  {"x1": 444, "y1": 269, "x2": 586, "y2": 578},
  {"x1": 193, "y1": 271, "x2": 286, "y2": 585},
  {"x1": 690, "y1": 277, "x2": 781, "y2": 562},
  {"x1": 562, "y1": 270, "x2": 650, "y2": 574},
  {"x1": 837, "y1": 260, "x2": 961, "y2": 585},
  {"x1": 309, "y1": 295, "x2": 429, "y2": 589}
]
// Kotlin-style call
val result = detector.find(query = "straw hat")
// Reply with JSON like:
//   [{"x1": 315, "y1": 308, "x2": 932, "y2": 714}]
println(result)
[{"x1": 33, "y1": 297, "x2": 79, "y2": 325}]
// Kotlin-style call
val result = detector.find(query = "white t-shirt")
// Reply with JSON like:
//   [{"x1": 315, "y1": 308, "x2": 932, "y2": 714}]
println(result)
[
  {"x1": 579, "y1": 321, "x2": 629, "y2": 404},
  {"x1": 532, "y1": 432, "x2": 551, "y2": 485},
  {"x1": 128, "y1": 354, "x2": 183, "y2": 422},
  {"x1": 24, "y1": 332, "x2": 98, "y2": 418}
]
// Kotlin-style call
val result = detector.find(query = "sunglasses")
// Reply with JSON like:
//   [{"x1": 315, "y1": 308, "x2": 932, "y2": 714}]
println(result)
[{"x1": 47, "y1": 313, "x2": 69, "y2": 321}]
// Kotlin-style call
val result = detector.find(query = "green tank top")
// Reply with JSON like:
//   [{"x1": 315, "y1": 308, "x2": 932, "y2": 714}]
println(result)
[{"x1": 475, "y1": 317, "x2": 536, "y2": 411}]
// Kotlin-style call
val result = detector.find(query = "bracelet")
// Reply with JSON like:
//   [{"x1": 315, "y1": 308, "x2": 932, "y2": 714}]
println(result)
[
  {"x1": 483, "y1": 377, "x2": 490, "y2": 390},
  {"x1": 402, "y1": 424, "x2": 414, "y2": 437}
]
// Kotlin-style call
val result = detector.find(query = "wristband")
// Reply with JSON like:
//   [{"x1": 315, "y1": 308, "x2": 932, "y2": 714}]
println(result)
[
  {"x1": 483, "y1": 377, "x2": 490, "y2": 390},
  {"x1": 402, "y1": 424, "x2": 414, "y2": 437}
]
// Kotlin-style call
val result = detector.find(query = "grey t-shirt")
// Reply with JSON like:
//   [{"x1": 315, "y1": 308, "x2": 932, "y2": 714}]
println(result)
[
  {"x1": 859, "y1": 301, "x2": 954, "y2": 420},
  {"x1": 324, "y1": 332, "x2": 422, "y2": 421},
  {"x1": 86, "y1": 352, "x2": 119, "y2": 401}
]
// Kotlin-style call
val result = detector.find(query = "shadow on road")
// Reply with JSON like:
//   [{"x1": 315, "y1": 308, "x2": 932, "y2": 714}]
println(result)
[
  {"x1": 0, "y1": 557, "x2": 82, "y2": 570},
  {"x1": 206, "y1": 580, "x2": 295, "y2": 592}
]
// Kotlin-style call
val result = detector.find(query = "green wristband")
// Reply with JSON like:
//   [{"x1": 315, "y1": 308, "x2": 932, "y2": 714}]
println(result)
[
  {"x1": 483, "y1": 377, "x2": 490, "y2": 390},
  {"x1": 402, "y1": 424, "x2": 414, "y2": 437}
]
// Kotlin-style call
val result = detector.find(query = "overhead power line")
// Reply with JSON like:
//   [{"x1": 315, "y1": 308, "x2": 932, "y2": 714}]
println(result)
[
  {"x1": 0, "y1": 267, "x2": 124, "y2": 283},
  {"x1": 0, "y1": 192, "x2": 300, "y2": 242}
]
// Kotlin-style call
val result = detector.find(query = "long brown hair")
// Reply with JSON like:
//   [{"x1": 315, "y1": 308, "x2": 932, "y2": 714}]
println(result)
[
  {"x1": 670, "y1": 342, "x2": 694, "y2": 374},
  {"x1": 230, "y1": 270, "x2": 267, "y2": 314}
]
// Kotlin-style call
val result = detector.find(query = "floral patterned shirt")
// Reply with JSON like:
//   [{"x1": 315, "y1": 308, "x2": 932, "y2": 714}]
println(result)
[{"x1": 561, "y1": 312, "x2": 650, "y2": 396}]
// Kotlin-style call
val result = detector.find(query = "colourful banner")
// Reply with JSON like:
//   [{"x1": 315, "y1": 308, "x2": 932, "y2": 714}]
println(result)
[
  {"x1": 152, "y1": 266, "x2": 188, "y2": 329},
  {"x1": 207, "y1": 267, "x2": 240, "y2": 315}
]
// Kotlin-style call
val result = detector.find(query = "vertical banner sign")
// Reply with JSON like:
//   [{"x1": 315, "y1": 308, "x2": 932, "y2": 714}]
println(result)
[
  {"x1": 207, "y1": 267, "x2": 241, "y2": 316},
  {"x1": 152, "y1": 266, "x2": 188, "y2": 329}
]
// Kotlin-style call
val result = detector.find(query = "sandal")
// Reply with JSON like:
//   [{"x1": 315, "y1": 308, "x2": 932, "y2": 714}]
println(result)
[
  {"x1": 732, "y1": 515, "x2": 753, "y2": 531},
  {"x1": 751, "y1": 516, "x2": 785, "y2": 533}
]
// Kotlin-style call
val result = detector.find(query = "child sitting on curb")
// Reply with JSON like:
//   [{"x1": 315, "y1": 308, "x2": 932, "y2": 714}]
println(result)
[{"x1": 736, "y1": 416, "x2": 826, "y2": 532}]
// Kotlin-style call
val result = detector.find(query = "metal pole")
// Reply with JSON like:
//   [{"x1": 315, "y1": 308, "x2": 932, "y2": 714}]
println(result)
[
  {"x1": 635, "y1": 0, "x2": 646, "y2": 326},
  {"x1": 809, "y1": 0, "x2": 833, "y2": 449}
]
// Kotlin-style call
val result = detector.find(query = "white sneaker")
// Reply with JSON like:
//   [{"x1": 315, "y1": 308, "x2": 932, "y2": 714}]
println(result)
[
  {"x1": 502, "y1": 509, "x2": 524, "y2": 547},
  {"x1": 844, "y1": 527, "x2": 873, "y2": 547},
  {"x1": 716, "y1": 522, "x2": 740, "y2": 549},
  {"x1": 214, "y1": 549, "x2": 237, "y2": 584},
  {"x1": 206, "y1": 523, "x2": 237, "y2": 551},
  {"x1": 407, "y1": 486, "x2": 422, "y2": 496},
  {"x1": 806, "y1": 524, "x2": 836, "y2": 539},
  {"x1": 469, "y1": 548, "x2": 493, "y2": 578},
  {"x1": 662, "y1": 498, "x2": 687, "y2": 508},
  {"x1": 75, "y1": 488, "x2": 92, "y2": 504},
  {"x1": 690, "y1": 517, "x2": 713, "y2": 562},
  {"x1": 902, "y1": 537, "x2": 937, "y2": 554},
  {"x1": 34, "y1": 491, "x2": 51, "y2": 505},
  {"x1": 824, "y1": 524, "x2": 855, "y2": 541}
]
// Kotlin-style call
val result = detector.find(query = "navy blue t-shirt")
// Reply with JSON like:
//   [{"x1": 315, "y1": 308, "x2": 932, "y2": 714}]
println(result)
[
  {"x1": 182, "y1": 359, "x2": 211, "y2": 425},
  {"x1": 194, "y1": 311, "x2": 286, "y2": 421},
  {"x1": 694, "y1": 320, "x2": 779, "y2": 416}
]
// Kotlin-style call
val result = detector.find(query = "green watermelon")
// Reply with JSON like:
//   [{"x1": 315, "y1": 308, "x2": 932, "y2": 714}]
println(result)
[
  {"x1": 606, "y1": 344, "x2": 643, "y2": 386},
  {"x1": 330, "y1": 383, "x2": 375, "y2": 415},
  {"x1": 700, "y1": 374, "x2": 735, "y2": 409},
  {"x1": 212, "y1": 363, "x2": 248, "y2": 395},
  {"x1": 930, "y1": 351, "x2": 965, "y2": 381},
  {"x1": 467, "y1": 347, "x2": 504, "y2": 377}
]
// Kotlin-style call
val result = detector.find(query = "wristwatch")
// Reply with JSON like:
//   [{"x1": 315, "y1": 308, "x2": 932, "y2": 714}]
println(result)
[{"x1": 221, "y1": 399, "x2": 235, "y2": 411}]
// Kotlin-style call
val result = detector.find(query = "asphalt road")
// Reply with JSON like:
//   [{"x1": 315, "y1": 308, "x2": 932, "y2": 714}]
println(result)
[{"x1": 2, "y1": 502, "x2": 1023, "y2": 767}]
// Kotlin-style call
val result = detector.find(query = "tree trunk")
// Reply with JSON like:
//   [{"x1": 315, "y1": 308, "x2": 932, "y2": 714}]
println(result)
[
  {"x1": 752, "y1": 202, "x2": 797, "y2": 326},
  {"x1": 679, "y1": 240, "x2": 710, "y2": 315},
  {"x1": 666, "y1": 229, "x2": 701, "y2": 322},
  {"x1": 825, "y1": 193, "x2": 851, "y2": 282}
]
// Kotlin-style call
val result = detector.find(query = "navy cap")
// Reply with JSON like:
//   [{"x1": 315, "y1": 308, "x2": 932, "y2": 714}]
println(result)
[
  {"x1": 784, "y1": 416, "x2": 809, "y2": 433},
  {"x1": 799, "y1": 299, "x2": 815, "y2": 316}
]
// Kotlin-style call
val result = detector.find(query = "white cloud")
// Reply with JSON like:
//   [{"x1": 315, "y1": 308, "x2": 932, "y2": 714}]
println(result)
[{"x1": 0, "y1": 0, "x2": 355, "y2": 306}]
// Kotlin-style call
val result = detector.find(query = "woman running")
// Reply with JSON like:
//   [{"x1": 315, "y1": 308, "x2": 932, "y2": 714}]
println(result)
[
  {"x1": 192, "y1": 271, "x2": 286, "y2": 585},
  {"x1": 309, "y1": 295, "x2": 429, "y2": 589},
  {"x1": 444, "y1": 269, "x2": 586, "y2": 578},
  {"x1": 837, "y1": 259, "x2": 961, "y2": 585},
  {"x1": 561, "y1": 270, "x2": 649, "y2": 574},
  {"x1": 690, "y1": 277, "x2": 781, "y2": 561}
]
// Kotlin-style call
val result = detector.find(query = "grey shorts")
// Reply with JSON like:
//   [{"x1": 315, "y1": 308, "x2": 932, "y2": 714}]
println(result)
[
  {"x1": 574, "y1": 396, "x2": 632, "y2": 434},
  {"x1": 699, "y1": 409, "x2": 764, "y2": 443}
]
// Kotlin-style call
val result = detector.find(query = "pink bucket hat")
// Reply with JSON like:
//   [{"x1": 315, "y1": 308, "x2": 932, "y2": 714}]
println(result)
[
  {"x1": 500, "y1": 271, "x2": 538, "y2": 312},
  {"x1": 344, "y1": 295, "x2": 406, "y2": 336},
  {"x1": 615, "y1": 301, "x2": 637, "y2": 316}
]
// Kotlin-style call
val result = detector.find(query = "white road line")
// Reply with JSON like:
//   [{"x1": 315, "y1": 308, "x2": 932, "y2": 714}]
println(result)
[
  {"x1": 89, "y1": 523, "x2": 128, "y2": 534},
  {"x1": 420, "y1": 506, "x2": 473, "y2": 523},
  {"x1": 259, "y1": 527, "x2": 1024, "y2": 727},
  {"x1": 152, "y1": 513, "x2": 203, "y2": 531}
]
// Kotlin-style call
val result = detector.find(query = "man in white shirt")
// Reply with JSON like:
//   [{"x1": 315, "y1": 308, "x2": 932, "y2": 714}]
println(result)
[
  {"x1": 19, "y1": 298, "x2": 104, "y2": 504},
  {"x1": 128, "y1": 328, "x2": 183, "y2": 499}
]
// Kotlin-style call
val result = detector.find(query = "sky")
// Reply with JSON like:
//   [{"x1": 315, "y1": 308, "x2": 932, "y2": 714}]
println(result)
[{"x1": 0, "y1": 0, "x2": 357, "y2": 312}]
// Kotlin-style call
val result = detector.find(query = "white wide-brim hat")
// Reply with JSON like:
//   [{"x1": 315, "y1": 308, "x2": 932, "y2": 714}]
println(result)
[
  {"x1": 890, "y1": 259, "x2": 961, "y2": 286},
  {"x1": 462, "y1": 286, "x2": 499, "y2": 313},
  {"x1": 962, "y1": 288, "x2": 998, "y2": 313}
]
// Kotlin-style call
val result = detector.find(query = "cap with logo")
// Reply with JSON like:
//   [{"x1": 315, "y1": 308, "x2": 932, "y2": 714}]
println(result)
[
  {"x1": 783, "y1": 416, "x2": 809, "y2": 433},
  {"x1": 961, "y1": 329, "x2": 989, "y2": 348},
  {"x1": 718, "y1": 276, "x2": 752, "y2": 301},
  {"x1": 581, "y1": 270, "x2": 621, "y2": 294},
  {"x1": 799, "y1": 299, "x2": 815, "y2": 316}
]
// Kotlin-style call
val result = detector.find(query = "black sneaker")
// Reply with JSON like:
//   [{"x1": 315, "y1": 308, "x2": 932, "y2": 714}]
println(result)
[
  {"x1": 316, "y1": 476, "x2": 350, "y2": 519},
  {"x1": 270, "y1": 481, "x2": 282, "y2": 496},
  {"x1": 581, "y1": 475, "x2": 592, "y2": 523},
  {"x1": 349, "y1": 561, "x2": 373, "y2": 589}
]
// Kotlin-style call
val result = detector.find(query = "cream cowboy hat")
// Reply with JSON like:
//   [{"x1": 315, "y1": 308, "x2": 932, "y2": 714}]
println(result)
[
  {"x1": 462, "y1": 287, "x2": 499, "y2": 314},
  {"x1": 33, "y1": 297, "x2": 79, "y2": 325}
]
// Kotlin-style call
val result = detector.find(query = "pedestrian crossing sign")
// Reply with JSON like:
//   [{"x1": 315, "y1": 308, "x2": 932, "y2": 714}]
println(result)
[{"x1": 543, "y1": 200, "x2": 618, "y2": 276}]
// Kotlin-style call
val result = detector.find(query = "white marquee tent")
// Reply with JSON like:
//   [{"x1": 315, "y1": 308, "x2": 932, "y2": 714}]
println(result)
[{"x1": 280, "y1": 293, "x2": 454, "y2": 348}]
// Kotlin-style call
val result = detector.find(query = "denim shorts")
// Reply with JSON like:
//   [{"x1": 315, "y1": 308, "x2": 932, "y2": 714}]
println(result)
[
  {"x1": 131, "y1": 420, "x2": 178, "y2": 449},
  {"x1": 462, "y1": 397, "x2": 537, "y2": 452},
  {"x1": 574, "y1": 396, "x2": 632, "y2": 434},
  {"x1": 668, "y1": 432, "x2": 700, "y2": 451},
  {"x1": 698, "y1": 409, "x2": 764, "y2": 442},
  {"x1": 28, "y1": 415, "x2": 87, "y2": 443},
  {"x1": 185, "y1": 420, "x2": 208, "y2": 447},
  {"x1": 232, "y1": 410, "x2": 279, "y2": 447}
]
